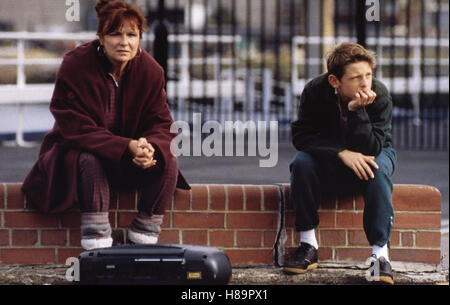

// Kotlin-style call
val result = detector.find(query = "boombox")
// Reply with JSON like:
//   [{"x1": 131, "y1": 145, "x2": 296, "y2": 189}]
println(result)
[{"x1": 77, "y1": 244, "x2": 232, "y2": 285}]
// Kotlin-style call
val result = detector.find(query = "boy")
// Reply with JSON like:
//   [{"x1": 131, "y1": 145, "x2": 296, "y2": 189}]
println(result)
[{"x1": 285, "y1": 42, "x2": 396, "y2": 284}]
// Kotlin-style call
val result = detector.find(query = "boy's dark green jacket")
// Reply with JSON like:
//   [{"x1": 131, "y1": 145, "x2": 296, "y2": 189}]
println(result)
[{"x1": 291, "y1": 73, "x2": 393, "y2": 159}]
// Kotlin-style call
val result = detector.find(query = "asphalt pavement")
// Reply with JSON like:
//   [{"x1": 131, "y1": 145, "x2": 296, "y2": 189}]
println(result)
[{"x1": 0, "y1": 140, "x2": 448, "y2": 271}]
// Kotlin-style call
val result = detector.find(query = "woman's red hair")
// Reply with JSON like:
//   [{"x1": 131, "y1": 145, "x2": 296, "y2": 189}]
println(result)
[{"x1": 95, "y1": 0, "x2": 148, "y2": 37}]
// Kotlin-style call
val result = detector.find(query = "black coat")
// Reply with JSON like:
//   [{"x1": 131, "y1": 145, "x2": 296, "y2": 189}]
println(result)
[{"x1": 291, "y1": 73, "x2": 393, "y2": 160}]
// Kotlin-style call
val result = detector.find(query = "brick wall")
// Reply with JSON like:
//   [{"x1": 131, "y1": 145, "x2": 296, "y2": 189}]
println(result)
[{"x1": 0, "y1": 183, "x2": 442, "y2": 266}]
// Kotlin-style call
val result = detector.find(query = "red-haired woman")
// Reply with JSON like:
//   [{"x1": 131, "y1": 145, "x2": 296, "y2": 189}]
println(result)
[{"x1": 22, "y1": 0, "x2": 189, "y2": 250}]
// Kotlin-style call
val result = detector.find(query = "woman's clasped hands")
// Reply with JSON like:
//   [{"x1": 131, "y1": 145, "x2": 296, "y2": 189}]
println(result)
[{"x1": 128, "y1": 137, "x2": 157, "y2": 169}]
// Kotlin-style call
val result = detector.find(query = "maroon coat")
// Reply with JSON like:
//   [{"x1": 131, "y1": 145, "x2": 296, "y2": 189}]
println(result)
[{"x1": 22, "y1": 40, "x2": 189, "y2": 214}]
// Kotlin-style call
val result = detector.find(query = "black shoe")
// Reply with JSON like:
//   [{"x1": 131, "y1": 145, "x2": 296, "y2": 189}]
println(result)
[
  {"x1": 367, "y1": 255, "x2": 394, "y2": 285},
  {"x1": 283, "y1": 242, "x2": 318, "y2": 274}
]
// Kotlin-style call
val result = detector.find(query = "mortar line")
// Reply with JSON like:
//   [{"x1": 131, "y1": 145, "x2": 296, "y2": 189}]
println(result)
[
  {"x1": 206, "y1": 185, "x2": 211, "y2": 211},
  {"x1": 242, "y1": 185, "x2": 246, "y2": 211},
  {"x1": 259, "y1": 185, "x2": 264, "y2": 211}
]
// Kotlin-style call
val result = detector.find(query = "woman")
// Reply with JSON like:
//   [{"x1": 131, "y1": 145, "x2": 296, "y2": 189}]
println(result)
[{"x1": 22, "y1": 0, "x2": 189, "y2": 250}]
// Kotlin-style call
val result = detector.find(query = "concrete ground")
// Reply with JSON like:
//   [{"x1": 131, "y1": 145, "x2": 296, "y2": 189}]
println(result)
[
  {"x1": 0, "y1": 261, "x2": 447, "y2": 285},
  {"x1": 0, "y1": 141, "x2": 448, "y2": 284}
]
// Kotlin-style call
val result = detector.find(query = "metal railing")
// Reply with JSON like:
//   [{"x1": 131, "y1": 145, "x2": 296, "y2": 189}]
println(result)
[
  {"x1": 0, "y1": 31, "x2": 244, "y2": 146},
  {"x1": 1, "y1": 0, "x2": 449, "y2": 150}
]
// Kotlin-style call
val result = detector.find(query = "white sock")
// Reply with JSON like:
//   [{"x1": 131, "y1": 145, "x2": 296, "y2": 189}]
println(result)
[
  {"x1": 300, "y1": 229, "x2": 318, "y2": 249},
  {"x1": 372, "y1": 244, "x2": 389, "y2": 261}
]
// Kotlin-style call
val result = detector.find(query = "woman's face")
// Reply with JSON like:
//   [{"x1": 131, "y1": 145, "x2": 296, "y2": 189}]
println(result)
[{"x1": 99, "y1": 19, "x2": 140, "y2": 68}]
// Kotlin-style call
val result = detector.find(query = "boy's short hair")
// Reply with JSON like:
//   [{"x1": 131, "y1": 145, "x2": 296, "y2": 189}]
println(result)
[{"x1": 326, "y1": 42, "x2": 376, "y2": 79}]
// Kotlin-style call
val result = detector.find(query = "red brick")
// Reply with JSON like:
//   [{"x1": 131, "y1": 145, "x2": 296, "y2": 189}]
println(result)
[
  {"x1": 42, "y1": 230, "x2": 67, "y2": 246},
  {"x1": 390, "y1": 231, "x2": 400, "y2": 246},
  {"x1": 209, "y1": 230, "x2": 234, "y2": 247},
  {"x1": 395, "y1": 213, "x2": 441, "y2": 229},
  {"x1": 355, "y1": 195, "x2": 364, "y2": 210},
  {"x1": 227, "y1": 185, "x2": 244, "y2": 210},
  {"x1": 0, "y1": 248, "x2": 55, "y2": 264},
  {"x1": 263, "y1": 185, "x2": 280, "y2": 211},
  {"x1": 337, "y1": 194, "x2": 354, "y2": 210},
  {"x1": 161, "y1": 212, "x2": 171, "y2": 228},
  {"x1": 58, "y1": 248, "x2": 84, "y2": 265},
  {"x1": 318, "y1": 247, "x2": 333, "y2": 261},
  {"x1": 236, "y1": 231, "x2": 262, "y2": 247},
  {"x1": 182, "y1": 230, "x2": 207, "y2": 245},
  {"x1": 12, "y1": 230, "x2": 38, "y2": 246},
  {"x1": 347, "y1": 230, "x2": 368, "y2": 246},
  {"x1": 335, "y1": 247, "x2": 371, "y2": 261},
  {"x1": 283, "y1": 229, "x2": 298, "y2": 247},
  {"x1": 4, "y1": 212, "x2": 58, "y2": 228},
  {"x1": 173, "y1": 188, "x2": 191, "y2": 210},
  {"x1": 336, "y1": 212, "x2": 363, "y2": 228},
  {"x1": 401, "y1": 231, "x2": 414, "y2": 247},
  {"x1": 192, "y1": 185, "x2": 208, "y2": 211},
  {"x1": 318, "y1": 211, "x2": 335, "y2": 228},
  {"x1": 5, "y1": 183, "x2": 25, "y2": 210},
  {"x1": 225, "y1": 249, "x2": 273, "y2": 265},
  {"x1": 209, "y1": 185, "x2": 226, "y2": 211},
  {"x1": 416, "y1": 231, "x2": 441, "y2": 248},
  {"x1": 244, "y1": 185, "x2": 262, "y2": 211},
  {"x1": 158, "y1": 230, "x2": 180, "y2": 244},
  {"x1": 227, "y1": 213, "x2": 278, "y2": 229},
  {"x1": 118, "y1": 191, "x2": 137, "y2": 210},
  {"x1": 285, "y1": 211, "x2": 295, "y2": 228},
  {"x1": 263, "y1": 231, "x2": 278, "y2": 247},
  {"x1": 69, "y1": 229, "x2": 81, "y2": 247},
  {"x1": 0, "y1": 230, "x2": 9, "y2": 246},
  {"x1": 118, "y1": 212, "x2": 136, "y2": 228},
  {"x1": 173, "y1": 212, "x2": 224, "y2": 228},
  {"x1": 390, "y1": 248, "x2": 441, "y2": 264},
  {"x1": 321, "y1": 194, "x2": 336, "y2": 210},
  {"x1": 319, "y1": 229, "x2": 346, "y2": 246},
  {"x1": 393, "y1": 185, "x2": 441, "y2": 211},
  {"x1": 283, "y1": 229, "x2": 296, "y2": 247}
]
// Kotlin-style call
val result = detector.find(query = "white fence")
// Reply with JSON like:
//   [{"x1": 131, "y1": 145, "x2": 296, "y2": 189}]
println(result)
[
  {"x1": 0, "y1": 32, "x2": 448, "y2": 146},
  {"x1": 291, "y1": 35, "x2": 449, "y2": 95}
]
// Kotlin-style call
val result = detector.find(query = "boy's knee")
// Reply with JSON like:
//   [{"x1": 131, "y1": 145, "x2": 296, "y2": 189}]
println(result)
[
  {"x1": 290, "y1": 152, "x2": 316, "y2": 179},
  {"x1": 374, "y1": 148, "x2": 396, "y2": 177}
]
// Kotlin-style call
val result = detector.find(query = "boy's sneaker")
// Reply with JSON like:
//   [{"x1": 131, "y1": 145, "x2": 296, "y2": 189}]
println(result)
[
  {"x1": 283, "y1": 242, "x2": 319, "y2": 274},
  {"x1": 366, "y1": 254, "x2": 394, "y2": 285}
]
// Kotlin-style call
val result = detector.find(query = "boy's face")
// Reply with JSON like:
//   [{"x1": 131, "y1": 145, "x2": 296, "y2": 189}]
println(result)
[{"x1": 330, "y1": 61, "x2": 373, "y2": 103}]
